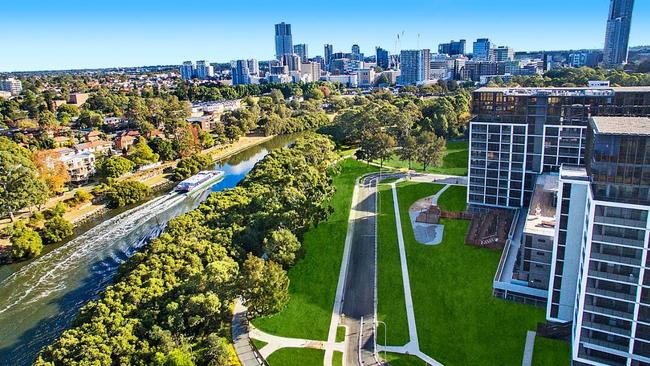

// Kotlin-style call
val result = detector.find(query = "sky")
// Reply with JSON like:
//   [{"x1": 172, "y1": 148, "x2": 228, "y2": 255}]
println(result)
[{"x1": 1, "y1": 0, "x2": 649, "y2": 72}]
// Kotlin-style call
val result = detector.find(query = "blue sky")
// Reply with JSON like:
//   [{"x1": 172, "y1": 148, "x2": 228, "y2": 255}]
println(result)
[{"x1": 2, "y1": 0, "x2": 648, "y2": 72}]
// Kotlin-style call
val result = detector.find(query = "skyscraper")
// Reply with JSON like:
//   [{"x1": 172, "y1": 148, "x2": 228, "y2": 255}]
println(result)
[
  {"x1": 324, "y1": 44, "x2": 333, "y2": 71},
  {"x1": 195, "y1": 60, "x2": 214, "y2": 79},
  {"x1": 247, "y1": 59, "x2": 259, "y2": 76},
  {"x1": 293, "y1": 44, "x2": 308, "y2": 62},
  {"x1": 493, "y1": 46, "x2": 514, "y2": 62},
  {"x1": 438, "y1": 39, "x2": 466, "y2": 56},
  {"x1": 472, "y1": 38, "x2": 492, "y2": 61},
  {"x1": 274, "y1": 22, "x2": 293, "y2": 60},
  {"x1": 603, "y1": 0, "x2": 635, "y2": 66},
  {"x1": 232, "y1": 60, "x2": 250, "y2": 85},
  {"x1": 180, "y1": 61, "x2": 195, "y2": 80},
  {"x1": 398, "y1": 49, "x2": 430, "y2": 85},
  {"x1": 376, "y1": 47, "x2": 389, "y2": 69}
]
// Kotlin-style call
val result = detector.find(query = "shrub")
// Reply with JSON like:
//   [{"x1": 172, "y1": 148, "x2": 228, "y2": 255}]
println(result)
[
  {"x1": 71, "y1": 190, "x2": 93, "y2": 205},
  {"x1": 10, "y1": 221, "x2": 43, "y2": 259},
  {"x1": 41, "y1": 216, "x2": 74, "y2": 244}
]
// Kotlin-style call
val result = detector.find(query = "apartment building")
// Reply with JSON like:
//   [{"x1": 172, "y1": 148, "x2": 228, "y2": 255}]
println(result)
[{"x1": 468, "y1": 87, "x2": 650, "y2": 365}]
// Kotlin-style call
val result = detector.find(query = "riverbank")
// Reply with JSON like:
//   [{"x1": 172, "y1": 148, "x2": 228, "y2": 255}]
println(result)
[{"x1": 0, "y1": 134, "x2": 275, "y2": 255}]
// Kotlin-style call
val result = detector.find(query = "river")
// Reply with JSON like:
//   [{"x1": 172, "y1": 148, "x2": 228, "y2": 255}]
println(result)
[{"x1": 0, "y1": 133, "x2": 299, "y2": 365}]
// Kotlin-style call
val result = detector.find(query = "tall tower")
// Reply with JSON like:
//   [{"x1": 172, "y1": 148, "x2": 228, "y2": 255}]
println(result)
[
  {"x1": 324, "y1": 44, "x2": 333, "y2": 71},
  {"x1": 274, "y1": 22, "x2": 293, "y2": 60},
  {"x1": 603, "y1": 0, "x2": 635, "y2": 66}
]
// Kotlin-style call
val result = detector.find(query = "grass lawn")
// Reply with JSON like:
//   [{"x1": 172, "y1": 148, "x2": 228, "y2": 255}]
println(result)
[
  {"x1": 333, "y1": 351, "x2": 343, "y2": 366},
  {"x1": 252, "y1": 159, "x2": 377, "y2": 340},
  {"x1": 250, "y1": 338, "x2": 267, "y2": 350},
  {"x1": 336, "y1": 326, "x2": 346, "y2": 342},
  {"x1": 376, "y1": 184, "x2": 418, "y2": 346},
  {"x1": 437, "y1": 185, "x2": 468, "y2": 212},
  {"x1": 395, "y1": 182, "x2": 555, "y2": 365},
  {"x1": 377, "y1": 140, "x2": 468, "y2": 176},
  {"x1": 532, "y1": 337, "x2": 571, "y2": 366},
  {"x1": 382, "y1": 352, "x2": 428, "y2": 365},
  {"x1": 266, "y1": 348, "x2": 324, "y2": 366}
]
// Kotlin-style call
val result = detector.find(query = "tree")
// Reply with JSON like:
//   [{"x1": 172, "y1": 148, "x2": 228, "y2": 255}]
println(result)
[
  {"x1": 398, "y1": 135, "x2": 418, "y2": 170},
  {"x1": 32, "y1": 150, "x2": 70, "y2": 195},
  {"x1": 149, "y1": 137, "x2": 176, "y2": 161},
  {"x1": 96, "y1": 155, "x2": 135, "y2": 179},
  {"x1": 77, "y1": 110, "x2": 104, "y2": 129},
  {"x1": 10, "y1": 221, "x2": 43, "y2": 260},
  {"x1": 204, "y1": 334, "x2": 239, "y2": 366},
  {"x1": 240, "y1": 254, "x2": 290, "y2": 318},
  {"x1": 0, "y1": 137, "x2": 48, "y2": 221},
  {"x1": 164, "y1": 349, "x2": 195, "y2": 366},
  {"x1": 263, "y1": 228, "x2": 301, "y2": 267},
  {"x1": 361, "y1": 131, "x2": 395, "y2": 171},
  {"x1": 416, "y1": 132, "x2": 447, "y2": 171},
  {"x1": 105, "y1": 180, "x2": 152, "y2": 208},
  {"x1": 128, "y1": 137, "x2": 159, "y2": 166},
  {"x1": 224, "y1": 124, "x2": 242, "y2": 143},
  {"x1": 172, "y1": 154, "x2": 212, "y2": 181},
  {"x1": 173, "y1": 122, "x2": 200, "y2": 158},
  {"x1": 41, "y1": 215, "x2": 73, "y2": 244}
]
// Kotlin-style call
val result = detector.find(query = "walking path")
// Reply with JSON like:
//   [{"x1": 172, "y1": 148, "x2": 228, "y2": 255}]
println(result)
[
  {"x1": 375, "y1": 180, "x2": 444, "y2": 366},
  {"x1": 522, "y1": 331, "x2": 537, "y2": 366}
]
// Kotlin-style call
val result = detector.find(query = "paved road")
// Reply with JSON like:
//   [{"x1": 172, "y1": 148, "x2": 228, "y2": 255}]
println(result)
[{"x1": 341, "y1": 174, "x2": 381, "y2": 365}]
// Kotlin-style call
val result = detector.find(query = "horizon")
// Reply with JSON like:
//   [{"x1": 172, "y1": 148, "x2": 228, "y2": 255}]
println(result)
[{"x1": 2, "y1": 0, "x2": 649, "y2": 72}]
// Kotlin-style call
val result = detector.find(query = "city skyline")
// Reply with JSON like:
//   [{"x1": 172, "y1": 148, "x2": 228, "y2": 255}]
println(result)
[{"x1": 2, "y1": 0, "x2": 649, "y2": 72}]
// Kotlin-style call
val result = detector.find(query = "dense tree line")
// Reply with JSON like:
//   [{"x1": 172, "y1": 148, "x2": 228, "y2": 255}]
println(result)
[
  {"x1": 488, "y1": 66, "x2": 650, "y2": 88},
  {"x1": 35, "y1": 133, "x2": 338, "y2": 365}
]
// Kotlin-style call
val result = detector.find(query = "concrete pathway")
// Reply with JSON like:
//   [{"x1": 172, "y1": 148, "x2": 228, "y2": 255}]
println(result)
[
  {"x1": 232, "y1": 300, "x2": 267, "y2": 366},
  {"x1": 522, "y1": 331, "x2": 537, "y2": 366},
  {"x1": 381, "y1": 180, "x2": 444, "y2": 366},
  {"x1": 407, "y1": 185, "x2": 451, "y2": 246}
]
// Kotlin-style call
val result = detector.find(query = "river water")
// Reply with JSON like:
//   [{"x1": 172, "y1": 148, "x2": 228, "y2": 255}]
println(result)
[{"x1": 0, "y1": 134, "x2": 298, "y2": 365}]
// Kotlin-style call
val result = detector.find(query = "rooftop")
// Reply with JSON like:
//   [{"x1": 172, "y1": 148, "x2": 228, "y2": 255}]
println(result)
[
  {"x1": 590, "y1": 116, "x2": 650, "y2": 136},
  {"x1": 560, "y1": 165, "x2": 589, "y2": 182},
  {"x1": 475, "y1": 86, "x2": 650, "y2": 97},
  {"x1": 523, "y1": 174, "x2": 559, "y2": 237}
]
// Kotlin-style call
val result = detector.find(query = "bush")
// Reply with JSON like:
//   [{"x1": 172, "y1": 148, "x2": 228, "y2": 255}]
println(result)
[
  {"x1": 46, "y1": 202, "x2": 68, "y2": 219},
  {"x1": 71, "y1": 190, "x2": 93, "y2": 206},
  {"x1": 105, "y1": 180, "x2": 152, "y2": 208},
  {"x1": 10, "y1": 221, "x2": 43, "y2": 260},
  {"x1": 41, "y1": 216, "x2": 74, "y2": 244}
]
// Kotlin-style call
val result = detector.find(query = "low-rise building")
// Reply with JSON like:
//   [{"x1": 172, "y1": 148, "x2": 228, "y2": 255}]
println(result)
[
  {"x1": 0, "y1": 78, "x2": 22, "y2": 95},
  {"x1": 68, "y1": 93, "x2": 89, "y2": 106},
  {"x1": 60, "y1": 151, "x2": 96, "y2": 183},
  {"x1": 74, "y1": 140, "x2": 112, "y2": 156}
]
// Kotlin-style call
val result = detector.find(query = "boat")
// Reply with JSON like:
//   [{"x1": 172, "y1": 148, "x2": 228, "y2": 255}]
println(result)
[{"x1": 175, "y1": 170, "x2": 225, "y2": 194}]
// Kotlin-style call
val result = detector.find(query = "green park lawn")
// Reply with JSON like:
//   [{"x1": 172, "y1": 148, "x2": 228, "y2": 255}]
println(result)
[
  {"x1": 333, "y1": 351, "x2": 343, "y2": 366},
  {"x1": 252, "y1": 159, "x2": 376, "y2": 340},
  {"x1": 266, "y1": 348, "x2": 324, "y2": 366},
  {"x1": 437, "y1": 185, "x2": 468, "y2": 212},
  {"x1": 532, "y1": 337, "x2": 571, "y2": 366},
  {"x1": 250, "y1": 338, "x2": 267, "y2": 350},
  {"x1": 383, "y1": 352, "x2": 428, "y2": 365},
  {"x1": 377, "y1": 140, "x2": 469, "y2": 176},
  {"x1": 394, "y1": 182, "x2": 568, "y2": 365}
]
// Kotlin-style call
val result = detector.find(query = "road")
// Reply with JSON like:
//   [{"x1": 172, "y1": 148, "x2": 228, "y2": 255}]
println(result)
[{"x1": 341, "y1": 174, "x2": 381, "y2": 366}]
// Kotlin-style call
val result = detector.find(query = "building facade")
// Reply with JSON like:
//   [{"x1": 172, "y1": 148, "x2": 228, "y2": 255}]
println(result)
[
  {"x1": 293, "y1": 44, "x2": 308, "y2": 62},
  {"x1": 398, "y1": 49, "x2": 430, "y2": 85},
  {"x1": 473, "y1": 38, "x2": 492, "y2": 61},
  {"x1": 468, "y1": 87, "x2": 650, "y2": 365},
  {"x1": 494, "y1": 46, "x2": 515, "y2": 62},
  {"x1": 0, "y1": 78, "x2": 22, "y2": 95},
  {"x1": 232, "y1": 60, "x2": 250, "y2": 85},
  {"x1": 324, "y1": 44, "x2": 333, "y2": 71},
  {"x1": 438, "y1": 39, "x2": 466, "y2": 56},
  {"x1": 603, "y1": 0, "x2": 635, "y2": 66},
  {"x1": 376, "y1": 47, "x2": 389, "y2": 69},
  {"x1": 274, "y1": 22, "x2": 293, "y2": 60}
]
